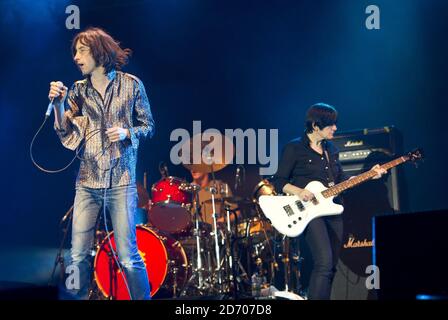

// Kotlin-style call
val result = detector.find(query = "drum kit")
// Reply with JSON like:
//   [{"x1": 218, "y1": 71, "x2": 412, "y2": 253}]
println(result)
[{"x1": 51, "y1": 134, "x2": 301, "y2": 300}]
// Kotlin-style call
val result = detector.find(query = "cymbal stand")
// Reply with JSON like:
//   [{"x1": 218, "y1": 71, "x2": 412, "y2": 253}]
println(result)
[
  {"x1": 224, "y1": 204, "x2": 233, "y2": 277},
  {"x1": 192, "y1": 185, "x2": 205, "y2": 289},
  {"x1": 208, "y1": 166, "x2": 223, "y2": 292},
  {"x1": 225, "y1": 204, "x2": 248, "y2": 299},
  {"x1": 217, "y1": 203, "x2": 235, "y2": 294}
]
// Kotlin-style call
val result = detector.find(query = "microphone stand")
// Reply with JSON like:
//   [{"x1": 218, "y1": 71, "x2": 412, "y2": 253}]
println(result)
[{"x1": 49, "y1": 205, "x2": 74, "y2": 287}]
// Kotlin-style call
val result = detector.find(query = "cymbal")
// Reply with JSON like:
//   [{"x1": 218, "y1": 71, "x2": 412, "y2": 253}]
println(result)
[
  {"x1": 181, "y1": 133, "x2": 235, "y2": 173},
  {"x1": 137, "y1": 182, "x2": 150, "y2": 208}
]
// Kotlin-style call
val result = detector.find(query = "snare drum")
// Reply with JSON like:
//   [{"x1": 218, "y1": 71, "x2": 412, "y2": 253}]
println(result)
[
  {"x1": 252, "y1": 179, "x2": 277, "y2": 202},
  {"x1": 149, "y1": 177, "x2": 193, "y2": 234},
  {"x1": 94, "y1": 225, "x2": 189, "y2": 299}
]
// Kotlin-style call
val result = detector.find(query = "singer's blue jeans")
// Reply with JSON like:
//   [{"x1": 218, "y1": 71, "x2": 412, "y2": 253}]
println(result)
[{"x1": 62, "y1": 185, "x2": 151, "y2": 300}]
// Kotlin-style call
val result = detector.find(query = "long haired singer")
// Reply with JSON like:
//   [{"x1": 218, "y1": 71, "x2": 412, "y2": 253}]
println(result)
[{"x1": 49, "y1": 27, "x2": 155, "y2": 300}]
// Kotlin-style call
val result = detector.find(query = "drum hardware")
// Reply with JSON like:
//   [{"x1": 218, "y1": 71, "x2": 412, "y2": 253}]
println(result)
[
  {"x1": 170, "y1": 261, "x2": 180, "y2": 297},
  {"x1": 179, "y1": 181, "x2": 210, "y2": 296},
  {"x1": 224, "y1": 205, "x2": 233, "y2": 282},
  {"x1": 180, "y1": 132, "x2": 235, "y2": 295},
  {"x1": 235, "y1": 203, "x2": 275, "y2": 287},
  {"x1": 291, "y1": 252, "x2": 305, "y2": 295},
  {"x1": 270, "y1": 235, "x2": 306, "y2": 300},
  {"x1": 250, "y1": 178, "x2": 306, "y2": 298},
  {"x1": 223, "y1": 205, "x2": 252, "y2": 299}
]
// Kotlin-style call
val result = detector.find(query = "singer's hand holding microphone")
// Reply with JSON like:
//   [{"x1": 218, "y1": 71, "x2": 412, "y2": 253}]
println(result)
[
  {"x1": 47, "y1": 81, "x2": 68, "y2": 117},
  {"x1": 48, "y1": 81, "x2": 68, "y2": 103}
]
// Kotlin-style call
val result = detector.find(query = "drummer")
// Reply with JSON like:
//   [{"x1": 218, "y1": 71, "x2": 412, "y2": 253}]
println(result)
[{"x1": 189, "y1": 170, "x2": 240, "y2": 226}]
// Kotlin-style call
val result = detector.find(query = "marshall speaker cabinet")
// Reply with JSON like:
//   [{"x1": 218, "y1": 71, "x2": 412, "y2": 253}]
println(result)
[{"x1": 329, "y1": 126, "x2": 405, "y2": 300}]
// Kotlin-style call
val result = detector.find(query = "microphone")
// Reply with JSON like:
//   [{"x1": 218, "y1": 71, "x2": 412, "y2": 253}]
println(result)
[
  {"x1": 46, "y1": 83, "x2": 67, "y2": 117},
  {"x1": 45, "y1": 97, "x2": 55, "y2": 117}
]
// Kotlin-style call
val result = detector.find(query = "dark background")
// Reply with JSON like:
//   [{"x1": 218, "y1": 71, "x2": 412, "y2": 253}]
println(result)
[{"x1": 0, "y1": 0, "x2": 447, "y2": 251}]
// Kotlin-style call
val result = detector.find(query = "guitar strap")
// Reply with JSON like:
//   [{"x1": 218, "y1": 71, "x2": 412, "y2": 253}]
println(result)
[{"x1": 323, "y1": 141, "x2": 336, "y2": 187}]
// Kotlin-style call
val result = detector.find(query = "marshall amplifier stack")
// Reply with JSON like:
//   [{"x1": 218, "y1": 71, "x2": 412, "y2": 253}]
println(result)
[{"x1": 329, "y1": 126, "x2": 406, "y2": 300}]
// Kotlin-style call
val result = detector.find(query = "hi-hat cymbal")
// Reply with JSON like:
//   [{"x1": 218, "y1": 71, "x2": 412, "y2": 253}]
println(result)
[{"x1": 181, "y1": 133, "x2": 234, "y2": 173}]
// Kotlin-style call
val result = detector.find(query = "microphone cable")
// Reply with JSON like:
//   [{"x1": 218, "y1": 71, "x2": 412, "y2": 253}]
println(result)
[{"x1": 30, "y1": 114, "x2": 114, "y2": 173}]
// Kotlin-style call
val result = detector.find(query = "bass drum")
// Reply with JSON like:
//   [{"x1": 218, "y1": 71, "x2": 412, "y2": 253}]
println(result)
[{"x1": 94, "y1": 225, "x2": 189, "y2": 300}]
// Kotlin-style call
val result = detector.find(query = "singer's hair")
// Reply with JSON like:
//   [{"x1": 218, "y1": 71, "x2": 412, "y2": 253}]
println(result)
[
  {"x1": 305, "y1": 103, "x2": 338, "y2": 133},
  {"x1": 72, "y1": 27, "x2": 132, "y2": 73}
]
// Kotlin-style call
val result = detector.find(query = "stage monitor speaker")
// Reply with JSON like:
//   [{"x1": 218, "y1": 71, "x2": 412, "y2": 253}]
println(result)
[{"x1": 374, "y1": 210, "x2": 448, "y2": 300}]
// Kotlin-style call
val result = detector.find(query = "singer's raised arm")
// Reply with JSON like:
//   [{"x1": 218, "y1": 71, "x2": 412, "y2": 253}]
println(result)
[{"x1": 54, "y1": 82, "x2": 88, "y2": 151}]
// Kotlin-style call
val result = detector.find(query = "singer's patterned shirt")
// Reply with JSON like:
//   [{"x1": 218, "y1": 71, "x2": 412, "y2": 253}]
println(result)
[{"x1": 54, "y1": 70, "x2": 155, "y2": 189}]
